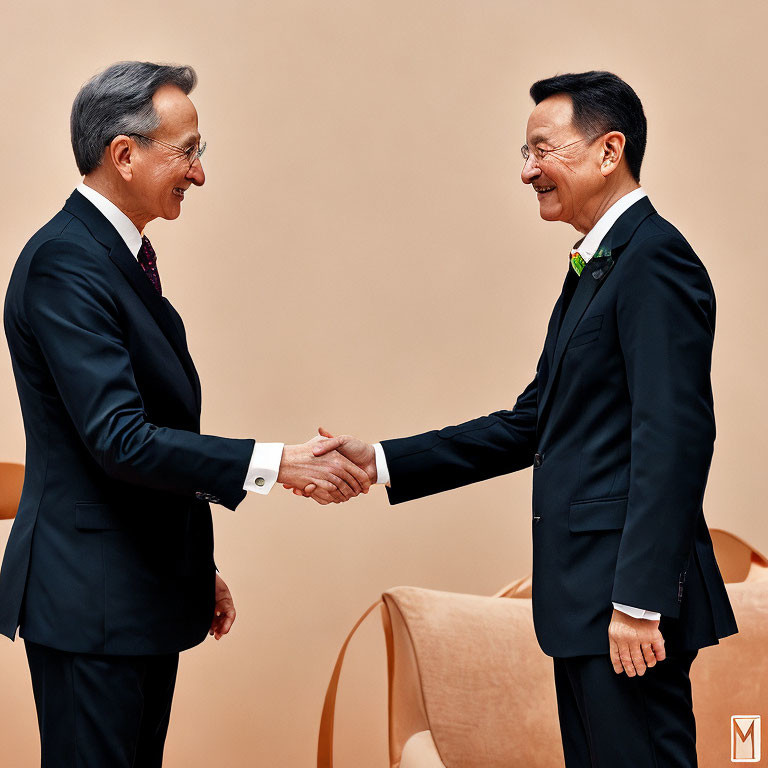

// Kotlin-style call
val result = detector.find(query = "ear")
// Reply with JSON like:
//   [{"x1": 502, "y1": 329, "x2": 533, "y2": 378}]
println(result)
[
  {"x1": 106, "y1": 135, "x2": 135, "y2": 182},
  {"x1": 598, "y1": 131, "x2": 626, "y2": 178}
]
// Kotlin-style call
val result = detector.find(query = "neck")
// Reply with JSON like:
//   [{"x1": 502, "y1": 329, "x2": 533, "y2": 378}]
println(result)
[
  {"x1": 82, "y1": 174, "x2": 154, "y2": 232},
  {"x1": 570, "y1": 178, "x2": 640, "y2": 235}
]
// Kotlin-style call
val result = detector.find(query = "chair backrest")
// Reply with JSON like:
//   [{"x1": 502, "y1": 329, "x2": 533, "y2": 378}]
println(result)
[
  {"x1": 708, "y1": 528, "x2": 768, "y2": 583},
  {"x1": 0, "y1": 463, "x2": 24, "y2": 520},
  {"x1": 382, "y1": 586, "x2": 561, "y2": 768}
]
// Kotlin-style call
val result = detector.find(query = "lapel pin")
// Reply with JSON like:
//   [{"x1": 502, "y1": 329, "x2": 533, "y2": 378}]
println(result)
[{"x1": 590, "y1": 248, "x2": 614, "y2": 281}]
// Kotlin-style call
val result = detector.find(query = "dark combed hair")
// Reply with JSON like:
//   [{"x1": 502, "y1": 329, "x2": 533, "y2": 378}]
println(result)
[{"x1": 529, "y1": 71, "x2": 647, "y2": 182}]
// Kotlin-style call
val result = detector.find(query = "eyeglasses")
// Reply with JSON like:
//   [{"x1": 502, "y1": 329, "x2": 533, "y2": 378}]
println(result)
[
  {"x1": 520, "y1": 137, "x2": 594, "y2": 164},
  {"x1": 129, "y1": 133, "x2": 207, "y2": 169}
]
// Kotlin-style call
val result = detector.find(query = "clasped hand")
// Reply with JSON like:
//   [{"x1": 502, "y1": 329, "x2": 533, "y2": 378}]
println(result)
[
  {"x1": 279, "y1": 429, "x2": 375, "y2": 504},
  {"x1": 278, "y1": 430, "x2": 375, "y2": 504}
]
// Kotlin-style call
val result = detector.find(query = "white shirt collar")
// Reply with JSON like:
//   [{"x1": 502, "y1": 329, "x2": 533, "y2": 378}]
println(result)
[
  {"x1": 571, "y1": 187, "x2": 647, "y2": 263},
  {"x1": 76, "y1": 182, "x2": 144, "y2": 259}
]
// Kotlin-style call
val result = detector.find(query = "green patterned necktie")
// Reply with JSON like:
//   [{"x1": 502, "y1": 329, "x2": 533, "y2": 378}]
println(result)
[{"x1": 570, "y1": 250, "x2": 587, "y2": 276}]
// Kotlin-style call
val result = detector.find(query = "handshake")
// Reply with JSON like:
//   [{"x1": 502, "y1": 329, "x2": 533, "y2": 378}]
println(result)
[{"x1": 277, "y1": 428, "x2": 376, "y2": 504}]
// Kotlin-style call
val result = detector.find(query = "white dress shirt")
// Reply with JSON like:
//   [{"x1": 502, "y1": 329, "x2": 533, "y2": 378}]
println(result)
[
  {"x1": 373, "y1": 187, "x2": 660, "y2": 621},
  {"x1": 570, "y1": 186, "x2": 647, "y2": 263},
  {"x1": 76, "y1": 182, "x2": 283, "y2": 496}
]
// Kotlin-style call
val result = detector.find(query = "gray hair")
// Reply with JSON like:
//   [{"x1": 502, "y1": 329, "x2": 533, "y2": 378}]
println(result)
[{"x1": 70, "y1": 61, "x2": 197, "y2": 176}]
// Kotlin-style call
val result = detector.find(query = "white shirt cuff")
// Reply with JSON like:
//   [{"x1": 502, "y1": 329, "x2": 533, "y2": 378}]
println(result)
[
  {"x1": 373, "y1": 443, "x2": 390, "y2": 486},
  {"x1": 242, "y1": 442, "x2": 284, "y2": 495},
  {"x1": 613, "y1": 602, "x2": 661, "y2": 621}
]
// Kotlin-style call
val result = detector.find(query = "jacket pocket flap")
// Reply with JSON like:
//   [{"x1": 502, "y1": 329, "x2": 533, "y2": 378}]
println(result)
[
  {"x1": 566, "y1": 330, "x2": 601, "y2": 350},
  {"x1": 569, "y1": 496, "x2": 628, "y2": 532},
  {"x1": 75, "y1": 503, "x2": 127, "y2": 531},
  {"x1": 574, "y1": 314, "x2": 603, "y2": 335}
]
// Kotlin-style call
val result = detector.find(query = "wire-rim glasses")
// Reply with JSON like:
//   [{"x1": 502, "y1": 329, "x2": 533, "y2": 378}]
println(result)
[
  {"x1": 521, "y1": 137, "x2": 594, "y2": 164},
  {"x1": 129, "y1": 133, "x2": 206, "y2": 168}
]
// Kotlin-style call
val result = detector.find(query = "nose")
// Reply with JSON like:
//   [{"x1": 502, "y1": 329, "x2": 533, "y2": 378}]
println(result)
[
  {"x1": 521, "y1": 154, "x2": 541, "y2": 185},
  {"x1": 186, "y1": 160, "x2": 205, "y2": 187}
]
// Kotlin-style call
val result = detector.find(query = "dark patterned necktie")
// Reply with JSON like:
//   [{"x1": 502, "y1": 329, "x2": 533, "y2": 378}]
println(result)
[{"x1": 138, "y1": 235, "x2": 162, "y2": 296}]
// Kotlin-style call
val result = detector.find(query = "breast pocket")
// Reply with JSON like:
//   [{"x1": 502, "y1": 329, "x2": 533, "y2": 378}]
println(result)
[
  {"x1": 566, "y1": 314, "x2": 603, "y2": 351},
  {"x1": 75, "y1": 502, "x2": 129, "y2": 531}
]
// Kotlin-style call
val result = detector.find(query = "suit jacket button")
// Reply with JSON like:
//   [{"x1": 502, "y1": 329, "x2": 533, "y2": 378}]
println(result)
[
  {"x1": 255, "y1": 477, "x2": 265, "y2": 487},
  {"x1": 533, "y1": 453, "x2": 542, "y2": 468}
]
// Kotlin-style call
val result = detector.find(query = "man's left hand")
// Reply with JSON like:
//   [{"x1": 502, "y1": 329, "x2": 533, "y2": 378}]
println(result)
[
  {"x1": 608, "y1": 608, "x2": 665, "y2": 676},
  {"x1": 209, "y1": 573, "x2": 236, "y2": 641}
]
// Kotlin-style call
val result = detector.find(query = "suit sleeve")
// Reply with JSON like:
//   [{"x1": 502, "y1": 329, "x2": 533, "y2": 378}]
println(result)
[
  {"x1": 24, "y1": 239, "x2": 254, "y2": 511},
  {"x1": 611, "y1": 233, "x2": 716, "y2": 617},
  {"x1": 380, "y1": 363, "x2": 540, "y2": 505}
]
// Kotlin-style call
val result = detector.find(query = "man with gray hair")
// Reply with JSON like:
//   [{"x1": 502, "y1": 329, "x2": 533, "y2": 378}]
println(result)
[{"x1": 0, "y1": 61, "x2": 372, "y2": 766}]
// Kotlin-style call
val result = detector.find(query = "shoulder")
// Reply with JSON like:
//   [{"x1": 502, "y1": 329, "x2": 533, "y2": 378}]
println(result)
[
  {"x1": 27, "y1": 216, "x2": 109, "y2": 278},
  {"x1": 619, "y1": 212, "x2": 714, "y2": 301},
  {"x1": 24, "y1": 218, "x2": 118, "y2": 315},
  {"x1": 7, "y1": 207, "x2": 118, "y2": 327}
]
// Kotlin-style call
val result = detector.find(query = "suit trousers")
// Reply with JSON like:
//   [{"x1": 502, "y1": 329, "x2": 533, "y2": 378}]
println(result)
[
  {"x1": 553, "y1": 650, "x2": 699, "y2": 768},
  {"x1": 25, "y1": 640, "x2": 179, "y2": 768}
]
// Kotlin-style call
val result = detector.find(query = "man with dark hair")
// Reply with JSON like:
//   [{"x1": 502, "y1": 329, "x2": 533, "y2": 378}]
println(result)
[
  {"x1": 309, "y1": 71, "x2": 737, "y2": 766},
  {"x1": 0, "y1": 61, "x2": 372, "y2": 767},
  {"x1": 528, "y1": 70, "x2": 647, "y2": 182}
]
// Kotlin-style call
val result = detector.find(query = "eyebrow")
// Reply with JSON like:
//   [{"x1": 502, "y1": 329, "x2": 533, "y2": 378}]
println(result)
[
  {"x1": 528, "y1": 132, "x2": 551, "y2": 145},
  {"x1": 177, "y1": 132, "x2": 201, "y2": 147}
]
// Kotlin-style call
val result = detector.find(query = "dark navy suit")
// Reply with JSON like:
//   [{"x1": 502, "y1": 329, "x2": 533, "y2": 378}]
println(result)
[
  {"x1": 380, "y1": 197, "x2": 737, "y2": 766},
  {"x1": 1, "y1": 189, "x2": 254, "y2": 765}
]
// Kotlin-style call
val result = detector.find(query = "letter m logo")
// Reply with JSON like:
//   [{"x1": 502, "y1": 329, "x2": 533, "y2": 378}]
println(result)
[{"x1": 732, "y1": 715, "x2": 761, "y2": 762}]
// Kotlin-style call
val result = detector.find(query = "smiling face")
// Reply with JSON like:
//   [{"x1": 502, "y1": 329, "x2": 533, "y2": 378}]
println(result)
[
  {"x1": 521, "y1": 93, "x2": 607, "y2": 231},
  {"x1": 130, "y1": 84, "x2": 205, "y2": 224}
]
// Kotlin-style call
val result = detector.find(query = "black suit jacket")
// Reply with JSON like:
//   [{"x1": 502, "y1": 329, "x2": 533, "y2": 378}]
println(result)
[
  {"x1": 380, "y1": 196, "x2": 738, "y2": 657},
  {"x1": 0, "y1": 190, "x2": 255, "y2": 655}
]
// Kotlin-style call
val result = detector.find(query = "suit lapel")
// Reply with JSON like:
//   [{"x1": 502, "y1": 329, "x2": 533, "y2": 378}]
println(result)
[
  {"x1": 537, "y1": 268, "x2": 576, "y2": 395},
  {"x1": 62, "y1": 190, "x2": 201, "y2": 414},
  {"x1": 162, "y1": 296, "x2": 202, "y2": 411},
  {"x1": 106, "y1": 244, "x2": 201, "y2": 412},
  {"x1": 537, "y1": 196, "x2": 657, "y2": 424},
  {"x1": 537, "y1": 265, "x2": 603, "y2": 419}
]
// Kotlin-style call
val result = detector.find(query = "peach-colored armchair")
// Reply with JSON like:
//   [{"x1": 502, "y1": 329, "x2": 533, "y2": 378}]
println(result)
[
  {"x1": 0, "y1": 463, "x2": 24, "y2": 521},
  {"x1": 319, "y1": 529, "x2": 767, "y2": 768}
]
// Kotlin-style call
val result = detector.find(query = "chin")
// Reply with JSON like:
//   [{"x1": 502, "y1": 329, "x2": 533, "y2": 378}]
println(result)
[
  {"x1": 538, "y1": 207, "x2": 562, "y2": 222},
  {"x1": 161, "y1": 206, "x2": 183, "y2": 221}
]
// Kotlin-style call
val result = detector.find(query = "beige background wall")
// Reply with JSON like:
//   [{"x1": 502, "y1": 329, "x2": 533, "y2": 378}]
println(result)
[{"x1": 1, "y1": 1, "x2": 765, "y2": 765}]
